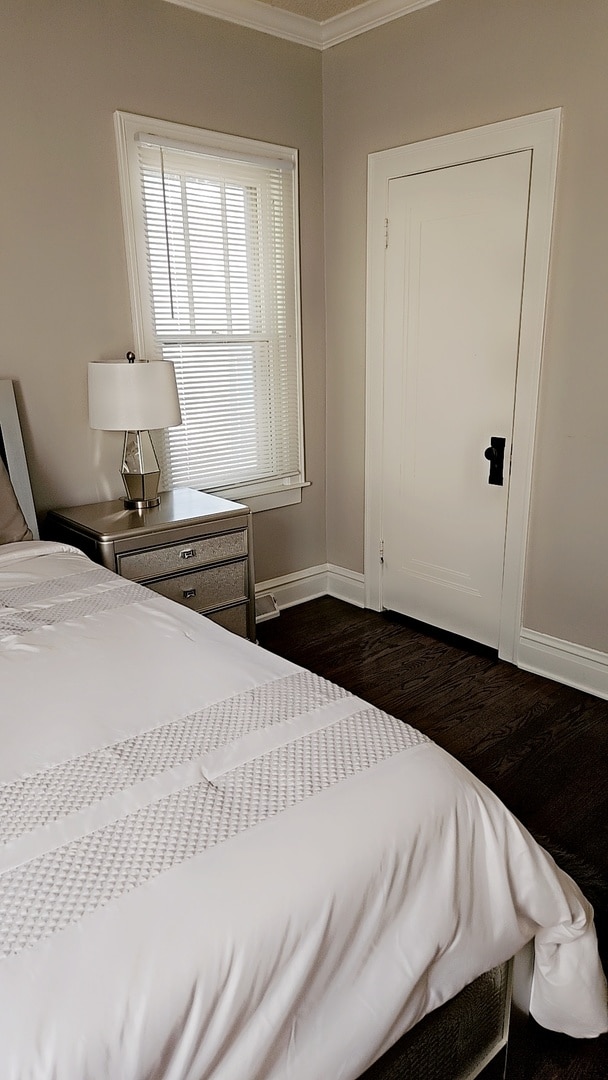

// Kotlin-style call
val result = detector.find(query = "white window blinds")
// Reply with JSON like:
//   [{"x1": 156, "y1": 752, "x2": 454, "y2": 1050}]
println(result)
[{"x1": 115, "y1": 113, "x2": 304, "y2": 503}]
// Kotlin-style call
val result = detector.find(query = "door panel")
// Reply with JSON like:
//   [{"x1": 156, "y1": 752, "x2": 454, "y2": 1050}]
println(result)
[{"x1": 382, "y1": 151, "x2": 532, "y2": 647}]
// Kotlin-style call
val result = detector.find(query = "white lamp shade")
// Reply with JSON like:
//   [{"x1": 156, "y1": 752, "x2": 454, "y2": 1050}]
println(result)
[{"x1": 88, "y1": 360, "x2": 182, "y2": 431}]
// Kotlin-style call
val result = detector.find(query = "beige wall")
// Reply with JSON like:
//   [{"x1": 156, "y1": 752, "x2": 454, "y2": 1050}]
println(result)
[
  {"x1": 0, "y1": 0, "x2": 326, "y2": 583},
  {"x1": 323, "y1": 0, "x2": 608, "y2": 652},
  {"x1": 4, "y1": 0, "x2": 608, "y2": 654}
]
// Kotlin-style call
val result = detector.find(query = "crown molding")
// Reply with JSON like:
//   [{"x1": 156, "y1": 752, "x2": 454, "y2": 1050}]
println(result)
[{"x1": 164, "y1": 0, "x2": 442, "y2": 49}]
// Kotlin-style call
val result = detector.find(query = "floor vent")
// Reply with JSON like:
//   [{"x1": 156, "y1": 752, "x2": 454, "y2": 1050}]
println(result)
[{"x1": 255, "y1": 592, "x2": 280, "y2": 622}]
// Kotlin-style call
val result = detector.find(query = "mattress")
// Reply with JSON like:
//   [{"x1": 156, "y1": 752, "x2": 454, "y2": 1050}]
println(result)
[{"x1": 0, "y1": 541, "x2": 606, "y2": 1080}]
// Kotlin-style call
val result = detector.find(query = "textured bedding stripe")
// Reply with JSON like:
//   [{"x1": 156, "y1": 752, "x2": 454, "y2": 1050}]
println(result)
[
  {"x1": 0, "y1": 562, "x2": 430, "y2": 961},
  {"x1": 0, "y1": 676, "x2": 428, "y2": 959},
  {"x1": 0, "y1": 567, "x2": 152, "y2": 639}
]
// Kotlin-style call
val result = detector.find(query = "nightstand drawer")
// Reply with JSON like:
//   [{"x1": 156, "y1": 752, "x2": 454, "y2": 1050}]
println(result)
[
  {"x1": 117, "y1": 529, "x2": 248, "y2": 582},
  {"x1": 206, "y1": 603, "x2": 249, "y2": 637},
  {"x1": 46, "y1": 489, "x2": 255, "y2": 640},
  {"x1": 146, "y1": 560, "x2": 247, "y2": 612}
]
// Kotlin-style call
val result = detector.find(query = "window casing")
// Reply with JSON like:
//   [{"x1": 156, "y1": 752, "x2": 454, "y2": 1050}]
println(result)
[{"x1": 114, "y1": 112, "x2": 305, "y2": 510}]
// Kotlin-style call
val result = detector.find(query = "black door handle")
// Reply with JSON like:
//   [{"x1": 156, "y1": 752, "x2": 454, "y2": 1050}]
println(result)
[{"x1": 484, "y1": 437, "x2": 506, "y2": 486}]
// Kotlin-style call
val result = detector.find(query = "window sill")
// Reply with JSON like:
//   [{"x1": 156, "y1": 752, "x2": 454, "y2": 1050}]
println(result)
[{"x1": 196, "y1": 481, "x2": 310, "y2": 513}]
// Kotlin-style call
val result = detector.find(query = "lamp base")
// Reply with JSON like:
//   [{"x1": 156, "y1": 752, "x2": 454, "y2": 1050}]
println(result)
[
  {"x1": 121, "y1": 430, "x2": 162, "y2": 511},
  {"x1": 123, "y1": 495, "x2": 161, "y2": 511}
]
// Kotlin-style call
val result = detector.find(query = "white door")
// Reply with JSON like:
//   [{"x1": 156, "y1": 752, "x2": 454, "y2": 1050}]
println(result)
[{"x1": 382, "y1": 151, "x2": 532, "y2": 647}]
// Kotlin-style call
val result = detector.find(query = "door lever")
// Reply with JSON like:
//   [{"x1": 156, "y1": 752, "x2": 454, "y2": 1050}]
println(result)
[{"x1": 484, "y1": 437, "x2": 506, "y2": 486}]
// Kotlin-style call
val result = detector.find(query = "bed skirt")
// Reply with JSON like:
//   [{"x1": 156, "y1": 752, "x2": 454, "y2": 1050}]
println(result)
[{"x1": 359, "y1": 960, "x2": 512, "y2": 1080}]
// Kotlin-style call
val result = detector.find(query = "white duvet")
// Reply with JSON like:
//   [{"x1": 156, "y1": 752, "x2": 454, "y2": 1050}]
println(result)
[{"x1": 0, "y1": 541, "x2": 606, "y2": 1080}]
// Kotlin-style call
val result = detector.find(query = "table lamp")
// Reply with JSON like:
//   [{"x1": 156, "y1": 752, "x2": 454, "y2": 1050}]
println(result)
[{"x1": 88, "y1": 353, "x2": 182, "y2": 510}]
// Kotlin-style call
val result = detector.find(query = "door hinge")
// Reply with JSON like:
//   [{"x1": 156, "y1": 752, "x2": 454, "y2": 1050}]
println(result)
[
  {"x1": 384, "y1": 218, "x2": 389, "y2": 249},
  {"x1": 380, "y1": 539, "x2": 384, "y2": 563}
]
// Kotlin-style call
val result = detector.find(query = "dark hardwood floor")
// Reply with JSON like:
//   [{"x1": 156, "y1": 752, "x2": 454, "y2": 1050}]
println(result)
[{"x1": 257, "y1": 597, "x2": 608, "y2": 1080}]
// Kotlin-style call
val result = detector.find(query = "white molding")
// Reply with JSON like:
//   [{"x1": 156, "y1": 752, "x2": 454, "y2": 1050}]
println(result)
[
  {"x1": 256, "y1": 564, "x2": 330, "y2": 609},
  {"x1": 165, "y1": 1, "x2": 319, "y2": 54},
  {"x1": 255, "y1": 568, "x2": 608, "y2": 702},
  {"x1": 256, "y1": 563, "x2": 365, "y2": 609},
  {"x1": 519, "y1": 629, "x2": 608, "y2": 701},
  {"x1": 327, "y1": 563, "x2": 366, "y2": 606},
  {"x1": 164, "y1": 0, "x2": 441, "y2": 49},
  {"x1": 318, "y1": 0, "x2": 440, "y2": 48},
  {"x1": 365, "y1": 109, "x2": 561, "y2": 664},
  {"x1": 211, "y1": 482, "x2": 307, "y2": 513}
]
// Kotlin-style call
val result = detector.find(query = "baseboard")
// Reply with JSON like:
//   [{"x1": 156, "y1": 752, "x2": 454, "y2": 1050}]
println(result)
[
  {"x1": 256, "y1": 571, "x2": 608, "y2": 701},
  {"x1": 255, "y1": 563, "x2": 365, "y2": 614},
  {"x1": 518, "y1": 629, "x2": 608, "y2": 700},
  {"x1": 326, "y1": 563, "x2": 366, "y2": 607}
]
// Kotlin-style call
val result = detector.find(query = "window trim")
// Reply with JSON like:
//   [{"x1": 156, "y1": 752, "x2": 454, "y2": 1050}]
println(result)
[{"x1": 114, "y1": 110, "x2": 306, "y2": 511}]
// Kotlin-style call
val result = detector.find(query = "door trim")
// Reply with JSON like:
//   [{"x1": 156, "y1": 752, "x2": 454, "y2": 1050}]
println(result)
[{"x1": 364, "y1": 109, "x2": 561, "y2": 663}]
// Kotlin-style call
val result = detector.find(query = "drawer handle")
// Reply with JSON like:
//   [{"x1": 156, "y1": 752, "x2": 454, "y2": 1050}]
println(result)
[
  {"x1": 180, "y1": 548, "x2": 196, "y2": 560},
  {"x1": 183, "y1": 588, "x2": 197, "y2": 599}
]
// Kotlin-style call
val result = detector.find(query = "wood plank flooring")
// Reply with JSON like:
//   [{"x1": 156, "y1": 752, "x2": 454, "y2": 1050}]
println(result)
[{"x1": 257, "y1": 597, "x2": 608, "y2": 1080}]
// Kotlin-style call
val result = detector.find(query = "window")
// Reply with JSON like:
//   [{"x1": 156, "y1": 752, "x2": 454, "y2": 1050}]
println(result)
[{"x1": 114, "y1": 112, "x2": 305, "y2": 510}]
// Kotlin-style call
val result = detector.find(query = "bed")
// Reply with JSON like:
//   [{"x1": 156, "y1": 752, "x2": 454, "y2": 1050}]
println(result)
[{"x1": 0, "y1": 381, "x2": 606, "y2": 1080}]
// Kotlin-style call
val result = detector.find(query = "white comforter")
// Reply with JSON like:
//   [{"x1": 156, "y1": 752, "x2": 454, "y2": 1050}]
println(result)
[{"x1": 0, "y1": 541, "x2": 606, "y2": 1080}]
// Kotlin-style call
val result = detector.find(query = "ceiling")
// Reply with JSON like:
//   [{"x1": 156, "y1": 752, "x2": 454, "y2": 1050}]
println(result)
[
  {"x1": 164, "y1": 0, "x2": 442, "y2": 49},
  {"x1": 253, "y1": 0, "x2": 371, "y2": 17}
]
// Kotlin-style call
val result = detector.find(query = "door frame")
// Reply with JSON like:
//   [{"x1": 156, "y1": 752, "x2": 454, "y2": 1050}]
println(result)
[{"x1": 364, "y1": 109, "x2": 561, "y2": 663}]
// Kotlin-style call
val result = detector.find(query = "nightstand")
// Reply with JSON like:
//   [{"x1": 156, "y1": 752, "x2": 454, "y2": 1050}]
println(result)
[{"x1": 45, "y1": 488, "x2": 256, "y2": 641}]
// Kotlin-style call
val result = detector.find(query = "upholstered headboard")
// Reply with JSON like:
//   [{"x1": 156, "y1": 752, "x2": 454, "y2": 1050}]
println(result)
[{"x1": 0, "y1": 379, "x2": 39, "y2": 540}]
